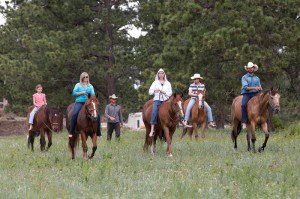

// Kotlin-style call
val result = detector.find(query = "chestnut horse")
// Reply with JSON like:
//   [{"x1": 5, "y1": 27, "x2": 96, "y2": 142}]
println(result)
[
  {"x1": 66, "y1": 94, "x2": 99, "y2": 160},
  {"x1": 27, "y1": 105, "x2": 63, "y2": 151},
  {"x1": 143, "y1": 93, "x2": 184, "y2": 157},
  {"x1": 181, "y1": 90, "x2": 207, "y2": 140},
  {"x1": 231, "y1": 88, "x2": 281, "y2": 152}
]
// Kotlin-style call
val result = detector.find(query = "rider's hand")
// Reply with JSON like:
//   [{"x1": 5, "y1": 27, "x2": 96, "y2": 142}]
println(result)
[
  {"x1": 154, "y1": 89, "x2": 160, "y2": 93},
  {"x1": 161, "y1": 90, "x2": 166, "y2": 94}
]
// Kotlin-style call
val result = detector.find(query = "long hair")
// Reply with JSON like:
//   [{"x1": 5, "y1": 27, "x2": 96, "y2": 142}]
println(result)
[{"x1": 79, "y1": 72, "x2": 89, "y2": 86}]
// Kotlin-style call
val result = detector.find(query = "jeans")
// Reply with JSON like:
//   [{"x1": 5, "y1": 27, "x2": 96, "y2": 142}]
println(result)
[
  {"x1": 29, "y1": 107, "x2": 40, "y2": 124},
  {"x1": 184, "y1": 99, "x2": 214, "y2": 122},
  {"x1": 241, "y1": 93, "x2": 256, "y2": 123},
  {"x1": 107, "y1": 122, "x2": 120, "y2": 141},
  {"x1": 70, "y1": 102, "x2": 101, "y2": 136},
  {"x1": 150, "y1": 100, "x2": 163, "y2": 125}
]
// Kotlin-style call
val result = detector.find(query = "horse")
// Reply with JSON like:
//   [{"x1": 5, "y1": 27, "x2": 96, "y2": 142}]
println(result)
[
  {"x1": 66, "y1": 94, "x2": 99, "y2": 160},
  {"x1": 142, "y1": 93, "x2": 184, "y2": 157},
  {"x1": 231, "y1": 87, "x2": 281, "y2": 152},
  {"x1": 27, "y1": 105, "x2": 63, "y2": 151},
  {"x1": 181, "y1": 90, "x2": 207, "y2": 140}
]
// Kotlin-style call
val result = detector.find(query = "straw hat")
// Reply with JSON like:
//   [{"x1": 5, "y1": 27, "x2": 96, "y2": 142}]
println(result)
[
  {"x1": 109, "y1": 94, "x2": 118, "y2": 99},
  {"x1": 190, "y1": 73, "x2": 203, "y2": 80},
  {"x1": 244, "y1": 62, "x2": 258, "y2": 71}
]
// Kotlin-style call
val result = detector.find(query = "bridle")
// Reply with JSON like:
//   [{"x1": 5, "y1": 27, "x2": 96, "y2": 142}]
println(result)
[{"x1": 85, "y1": 99, "x2": 99, "y2": 120}]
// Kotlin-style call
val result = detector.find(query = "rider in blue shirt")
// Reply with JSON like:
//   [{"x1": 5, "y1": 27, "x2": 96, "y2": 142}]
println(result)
[{"x1": 241, "y1": 62, "x2": 262, "y2": 129}]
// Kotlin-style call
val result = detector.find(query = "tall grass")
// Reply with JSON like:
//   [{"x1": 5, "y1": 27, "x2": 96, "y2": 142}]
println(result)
[{"x1": 0, "y1": 125, "x2": 299, "y2": 198}]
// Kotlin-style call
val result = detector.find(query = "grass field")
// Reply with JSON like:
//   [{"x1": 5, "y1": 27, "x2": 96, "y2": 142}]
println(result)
[{"x1": 0, "y1": 123, "x2": 299, "y2": 198}]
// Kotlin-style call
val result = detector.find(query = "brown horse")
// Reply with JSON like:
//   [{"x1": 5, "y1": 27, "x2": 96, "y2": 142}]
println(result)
[
  {"x1": 143, "y1": 93, "x2": 184, "y2": 157},
  {"x1": 181, "y1": 90, "x2": 207, "y2": 140},
  {"x1": 231, "y1": 88, "x2": 281, "y2": 152},
  {"x1": 27, "y1": 105, "x2": 63, "y2": 151},
  {"x1": 66, "y1": 94, "x2": 99, "y2": 160}
]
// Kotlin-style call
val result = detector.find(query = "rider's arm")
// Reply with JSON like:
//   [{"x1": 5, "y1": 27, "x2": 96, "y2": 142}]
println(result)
[
  {"x1": 188, "y1": 90, "x2": 197, "y2": 97},
  {"x1": 43, "y1": 94, "x2": 47, "y2": 105},
  {"x1": 72, "y1": 83, "x2": 86, "y2": 96},
  {"x1": 149, "y1": 81, "x2": 156, "y2": 95},
  {"x1": 165, "y1": 82, "x2": 172, "y2": 97}
]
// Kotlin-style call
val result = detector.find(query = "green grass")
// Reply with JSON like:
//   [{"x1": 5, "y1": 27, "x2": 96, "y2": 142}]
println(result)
[{"x1": 0, "y1": 124, "x2": 299, "y2": 198}]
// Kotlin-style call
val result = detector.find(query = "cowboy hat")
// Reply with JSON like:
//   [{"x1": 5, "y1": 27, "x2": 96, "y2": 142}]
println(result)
[
  {"x1": 191, "y1": 73, "x2": 203, "y2": 80},
  {"x1": 109, "y1": 94, "x2": 118, "y2": 99},
  {"x1": 244, "y1": 62, "x2": 258, "y2": 71}
]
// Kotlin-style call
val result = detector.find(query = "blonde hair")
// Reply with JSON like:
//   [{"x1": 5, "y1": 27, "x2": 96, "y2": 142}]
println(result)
[
  {"x1": 79, "y1": 72, "x2": 90, "y2": 86},
  {"x1": 35, "y1": 84, "x2": 42, "y2": 90}
]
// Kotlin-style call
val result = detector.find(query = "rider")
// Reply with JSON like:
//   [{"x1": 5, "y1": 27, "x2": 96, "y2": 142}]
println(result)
[
  {"x1": 69, "y1": 72, "x2": 101, "y2": 138},
  {"x1": 148, "y1": 68, "x2": 172, "y2": 137},
  {"x1": 182, "y1": 73, "x2": 216, "y2": 128},
  {"x1": 29, "y1": 84, "x2": 47, "y2": 131},
  {"x1": 241, "y1": 62, "x2": 262, "y2": 129}
]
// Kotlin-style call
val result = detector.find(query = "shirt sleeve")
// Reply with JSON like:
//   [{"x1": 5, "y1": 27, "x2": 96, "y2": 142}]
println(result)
[
  {"x1": 72, "y1": 83, "x2": 80, "y2": 97},
  {"x1": 88, "y1": 85, "x2": 96, "y2": 96},
  {"x1": 32, "y1": 94, "x2": 37, "y2": 106},
  {"x1": 188, "y1": 84, "x2": 193, "y2": 92},
  {"x1": 118, "y1": 106, "x2": 123, "y2": 123},
  {"x1": 257, "y1": 77, "x2": 261, "y2": 87},
  {"x1": 104, "y1": 105, "x2": 110, "y2": 119},
  {"x1": 241, "y1": 76, "x2": 248, "y2": 90},
  {"x1": 166, "y1": 82, "x2": 172, "y2": 97},
  {"x1": 149, "y1": 81, "x2": 156, "y2": 95}
]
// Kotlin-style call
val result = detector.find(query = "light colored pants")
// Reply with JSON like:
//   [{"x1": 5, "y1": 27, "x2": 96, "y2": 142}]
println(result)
[
  {"x1": 184, "y1": 99, "x2": 213, "y2": 122},
  {"x1": 29, "y1": 107, "x2": 40, "y2": 124}
]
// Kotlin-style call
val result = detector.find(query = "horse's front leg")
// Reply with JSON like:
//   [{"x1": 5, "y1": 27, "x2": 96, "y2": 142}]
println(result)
[
  {"x1": 80, "y1": 132, "x2": 88, "y2": 159},
  {"x1": 201, "y1": 122, "x2": 206, "y2": 139},
  {"x1": 40, "y1": 129, "x2": 46, "y2": 151},
  {"x1": 163, "y1": 126, "x2": 172, "y2": 157},
  {"x1": 46, "y1": 131, "x2": 52, "y2": 150},
  {"x1": 88, "y1": 133, "x2": 97, "y2": 159},
  {"x1": 248, "y1": 122, "x2": 256, "y2": 153},
  {"x1": 193, "y1": 123, "x2": 198, "y2": 141},
  {"x1": 258, "y1": 122, "x2": 269, "y2": 153}
]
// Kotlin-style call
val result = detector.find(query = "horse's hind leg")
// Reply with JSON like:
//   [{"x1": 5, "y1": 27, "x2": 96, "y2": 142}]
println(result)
[
  {"x1": 193, "y1": 123, "x2": 199, "y2": 141},
  {"x1": 28, "y1": 131, "x2": 35, "y2": 151},
  {"x1": 246, "y1": 132, "x2": 251, "y2": 151},
  {"x1": 46, "y1": 131, "x2": 52, "y2": 150},
  {"x1": 258, "y1": 122, "x2": 269, "y2": 153},
  {"x1": 81, "y1": 132, "x2": 88, "y2": 159},
  {"x1": 89, "y1": 133, "x2": 97, "y2": 159},
  {"x1": 201, "y1": 122, "x2": 206, "y2": 139},
  {"x1": 231, "y1": 119, "x2": 239, "y2": 150},
  {"x1": 248, "y1": 122, "x2": 256, "y2": 153},
  {"x1": 40, "y1": 130, "x2": 46, "y2": 151},
  {"x1": 143, "y1": 127, "x2": 151, "y2": 152}
]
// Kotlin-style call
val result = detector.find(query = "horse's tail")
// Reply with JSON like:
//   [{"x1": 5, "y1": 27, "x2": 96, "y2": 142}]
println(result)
[{"x1": 68, "y1": 133, "x2": 80, "y2": 152}]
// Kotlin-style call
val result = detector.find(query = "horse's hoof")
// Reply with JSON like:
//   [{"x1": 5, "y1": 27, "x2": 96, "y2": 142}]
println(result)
[{"x1": 258, "y1": 147, "x2": 264, "y2": 153}]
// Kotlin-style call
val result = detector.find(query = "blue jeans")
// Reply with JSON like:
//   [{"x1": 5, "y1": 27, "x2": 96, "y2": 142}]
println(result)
[
  {"x1": 29, "y1": 107, "x2": 40, "y2": 124},
  {"x1": 70, "y1": 102, "x2": 101, "y2": 136},
  {"x1": 184, "y1": 99, "x2": 214, "y2": 122},
  {"x1": 241, "y1": 93, "x2": 256, "y2": 123},
  {"x1": 150, "y1": 100, "x2": 163, "y2": 125}
]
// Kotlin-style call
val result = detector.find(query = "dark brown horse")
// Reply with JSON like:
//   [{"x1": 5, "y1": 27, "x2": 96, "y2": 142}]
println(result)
[
  {"x1": 181, "y1": 90, "x2": 207, "y2": 140},
  {"x1": 143, "y1": 93, "x2": 184, "y2": 157},
  {"x1": 231, "y1": 88, "x2": 281, "y2": 152},
  {"x1": 66, "y1": 94, "x2": 99, "y2": 160},
  {"x1": 27, "y1": 105, "x2": 63, "y2": 151}
]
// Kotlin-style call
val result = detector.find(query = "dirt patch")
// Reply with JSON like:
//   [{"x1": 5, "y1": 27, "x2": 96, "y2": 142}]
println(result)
[{"x1": 0, "y1": 120, "x2": 27, "y2": 136}]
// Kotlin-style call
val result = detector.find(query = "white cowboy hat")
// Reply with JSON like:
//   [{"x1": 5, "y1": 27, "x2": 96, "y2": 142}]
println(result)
[
  {"x1": 244, "y1": 62, "x2": 258, "y2": 71},
  {"x1": 191, "y1": 73, "x2": 203, "y2": 80},
  {"x1": 109, "y1": 94, "x2": 118, "y2": 99}
]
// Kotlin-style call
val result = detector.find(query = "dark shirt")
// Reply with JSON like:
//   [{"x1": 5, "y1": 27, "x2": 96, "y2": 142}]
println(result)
[{"x1": 104, "y1": 103, "x2": 123, "y2": 123}]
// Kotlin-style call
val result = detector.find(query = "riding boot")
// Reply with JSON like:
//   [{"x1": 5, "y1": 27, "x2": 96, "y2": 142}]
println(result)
[{"x1": 149, "y1": 124, "x2": 155, "y2": 137}]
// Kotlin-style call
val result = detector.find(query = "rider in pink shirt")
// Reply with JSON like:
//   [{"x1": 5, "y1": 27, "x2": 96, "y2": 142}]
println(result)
[{"x1": 29, "y1": 84, "x2": 47, "y2": 130}]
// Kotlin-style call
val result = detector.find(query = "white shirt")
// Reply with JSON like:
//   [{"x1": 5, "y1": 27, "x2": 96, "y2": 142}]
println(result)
[{"x1": 149, "y1": 80, "x2": 172, "y2": 101}]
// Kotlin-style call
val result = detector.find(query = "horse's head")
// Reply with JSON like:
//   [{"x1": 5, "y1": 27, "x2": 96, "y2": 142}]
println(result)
[
  {"x1": 170, "y1": 93, "x2": 185, "y2": 119},
  {"x1": 85, "y1": 93, "x2": 99, "y2": 122},
  {"x1": 269, "y1": 87, "x2": 281, "y2": 114},
  {"x1": 47, "y1": 106, "x2": 63, "y2": 132},
  {"x1": 197, "y1": 90, "x2": 205, "y2": 109}
]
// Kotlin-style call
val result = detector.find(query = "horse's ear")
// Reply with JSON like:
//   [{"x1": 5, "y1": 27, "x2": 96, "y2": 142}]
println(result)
[
  {"x1": 96, "y1": 92, "x2": 99, "y2": 98},
  {"x1": 88, "y1": 93, "x2": 91, "y2": 99}
]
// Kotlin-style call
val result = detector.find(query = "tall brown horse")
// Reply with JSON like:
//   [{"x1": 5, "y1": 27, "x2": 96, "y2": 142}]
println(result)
[
  {"x1": 231, "y1": 88, "x2": 281, "y2": 152},
  {"x1": 27, "y1": 105, "x2": 63, "y2": 151},
  {"x1": 181, "y1": 90, "x2": 207, "y2": 140},
  {"x1": 143, "y1": 93, "x2": 184, "y2": 157},
  {"x1": 66, "y1": 94, "x2": 99, "y2": 160}
]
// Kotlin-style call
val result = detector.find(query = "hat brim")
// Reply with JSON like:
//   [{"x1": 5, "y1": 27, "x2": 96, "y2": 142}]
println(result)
[
  {"x1": 244, "y1": 65, "x2": 258, "y2": 71},
  {"x1": 191, "y1": 76, "x2": 204, "y2": 80}
]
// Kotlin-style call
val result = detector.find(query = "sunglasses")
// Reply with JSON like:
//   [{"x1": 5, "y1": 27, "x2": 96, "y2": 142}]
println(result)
[{"x1": 83, "y1": 76, "x2": 89, "y2": 79}]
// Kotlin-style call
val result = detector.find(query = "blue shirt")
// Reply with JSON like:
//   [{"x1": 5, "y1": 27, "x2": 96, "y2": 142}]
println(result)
[
  {"x1": 189, "y1": 83, "x2": 205, "y2": 99},
  {"x1": 241, "y1": 73, "x2": 261, "y2": 94},
  {"x1": 72, "y1": 83, "x2": 95, "y2": 102}
]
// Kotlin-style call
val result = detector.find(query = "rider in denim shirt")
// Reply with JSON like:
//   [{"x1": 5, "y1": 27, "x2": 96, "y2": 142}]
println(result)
[{"x1": 241, "y1": 62, "x2": 262, "y2": 129}]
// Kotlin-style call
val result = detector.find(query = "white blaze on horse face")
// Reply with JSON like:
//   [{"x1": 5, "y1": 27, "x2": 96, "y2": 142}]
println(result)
[
  {"x1": 198, "y1": 93, "x2": 203, "y2": 109},
  {"x1": 177, "y1": 101, "x2": 184, "y2": 116},
  {"x1": 92, "y1": 101, "x2": 97, "y2": 118},
  {"x1": 273, "y1": 93, "x2": 281, "y2": 108}
]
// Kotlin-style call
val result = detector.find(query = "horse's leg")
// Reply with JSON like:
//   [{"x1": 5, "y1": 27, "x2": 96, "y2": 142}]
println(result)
[
  {"x1": 181, "y1": 127, "x2": 187, "y2": 139},
  {"x1": 193, "y1": 123, "x2": 199, "y2": 141},
  {"x1": 151, "y1": 133, "x2": 158, "y2": 155},
  {"x1": 258, "y1": 122, "x2": 269, "y2": 152},
  {"x1": 163, "y1": 126, "x2": 172, "y2": 157},
  {"x1": 40, "y1": 129, "x2": 46, "y2": 151},
  {"x1": 46, "y1": 131, "x2": 52, "y2": 150},
  {"x1": 231, "y1": 119, "x2": 238, "y2": 150},
  {"x1": 81, "y1": 132, "x2": 88, "y2": 159},
  {"x1": 248, "y1": 121, "x2": 256, "y2": 153},
  {"x1": 143, "y1": 126, "x2": 152, "y2": 152},
  {"x1": 188, "y1": 126, "x2": 193, "y2": 140},
  {"x1": 89, "y1": 133, "x2": 97, "y2": 159},
  {"x1": 28, "y1": 131, "x2": 35, "y2": 151},
  {"x1": 246, "y1": 131, "x2": 251, "y2": 151}
]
